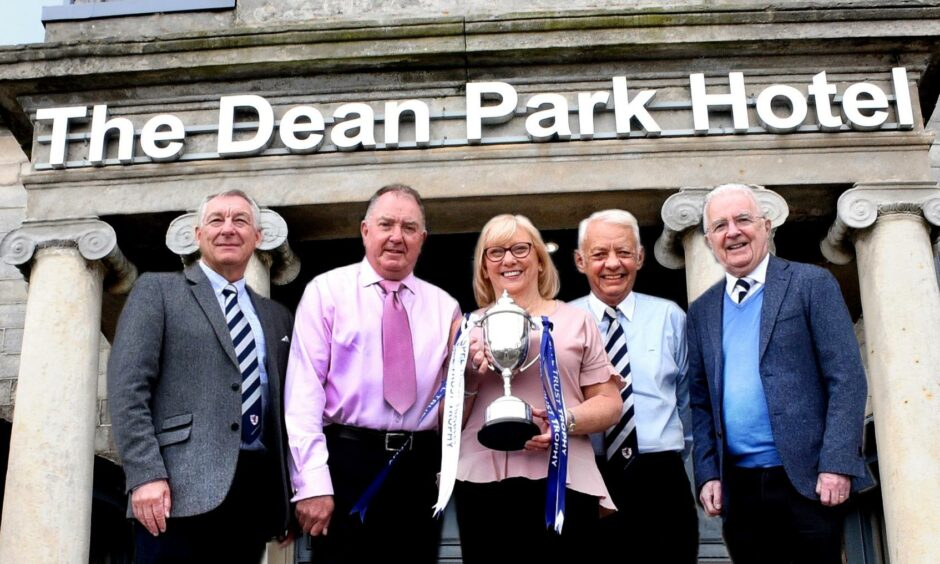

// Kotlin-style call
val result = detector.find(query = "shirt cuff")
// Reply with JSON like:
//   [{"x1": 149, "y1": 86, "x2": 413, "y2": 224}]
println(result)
[{"x1": 290, "y1": 465, "x2": 334, "y2": 502}]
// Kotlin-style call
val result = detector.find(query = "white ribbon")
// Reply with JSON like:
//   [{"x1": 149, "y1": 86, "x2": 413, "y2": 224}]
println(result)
[{"x1": 433, "y1": 313, "x2": 477, "y2": 516}]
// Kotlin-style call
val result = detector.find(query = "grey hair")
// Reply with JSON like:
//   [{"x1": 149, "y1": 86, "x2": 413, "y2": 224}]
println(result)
[
  {"x1": 197, "y1": 190, "x2": 262, "y2": 229},
  {"x1": 364, "y1": 183, "x2": 427, "y2": 231},
  {"x1": 702, "y1": 183, "x2": 763, "y2": 230},
  {"x1": 577, "y1": 209, "x2": 643, "y2": 251}
]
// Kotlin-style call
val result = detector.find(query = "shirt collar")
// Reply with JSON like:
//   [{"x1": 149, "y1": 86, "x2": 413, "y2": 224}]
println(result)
[
  {"x1": 587, "y1": 291, "x2": 636, "y2": 323},
  {"x1": 199, "y1": 260, "x2": 247, "y2": 296},
  {"x1": 723, "y1": 253, "x2": 770, "y2": 297},
  {"x1": 359, "y1": 257, "x2": 417, "y2": 293}
]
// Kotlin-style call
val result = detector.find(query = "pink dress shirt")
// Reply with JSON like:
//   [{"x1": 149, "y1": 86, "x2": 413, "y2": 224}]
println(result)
[
  {"x1": 457, "y1": 302, "x2": 619, "y2": 510},
  {"x1": 285, "y1": 259, "x2": 460, "y2": 501}
]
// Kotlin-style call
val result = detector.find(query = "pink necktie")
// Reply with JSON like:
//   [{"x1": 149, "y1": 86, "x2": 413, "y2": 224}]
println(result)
[{"x1": 380, "y1": 280, "x2": 417, "y2": 414}]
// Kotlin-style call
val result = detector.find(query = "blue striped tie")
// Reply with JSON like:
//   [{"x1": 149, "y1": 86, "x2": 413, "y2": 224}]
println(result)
[
  {"x1": 223, "y1": 285, "x2": 262, "y2": 444},
  {"x1": 603, "y1": 306, "x2": 638, "y2": 472}
]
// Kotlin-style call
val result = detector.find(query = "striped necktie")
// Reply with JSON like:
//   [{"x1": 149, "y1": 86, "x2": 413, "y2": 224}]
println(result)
[
  {"x1": 223, "y1": 285, "x2": 263, "y2": 444},
  {"x1": 603, "y1": 306, "x2": 638, "y2": 471},
  {"x1": 733, "y1": 277, "x2": 753, "y2": 303}
]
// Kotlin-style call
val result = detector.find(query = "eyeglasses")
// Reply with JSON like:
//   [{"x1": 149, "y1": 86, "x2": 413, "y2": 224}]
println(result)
[
  {"x1": 483, "y1": 242, "x2": 533, "y2": 262},
  {"x1": 706, "y1": 213, "x2": 765, "y2": 235}
]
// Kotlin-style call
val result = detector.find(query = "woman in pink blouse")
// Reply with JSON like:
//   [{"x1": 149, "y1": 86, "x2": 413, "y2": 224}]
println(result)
[{"x1": 455, "y1": 214, "x2": 623, "y2": 562}]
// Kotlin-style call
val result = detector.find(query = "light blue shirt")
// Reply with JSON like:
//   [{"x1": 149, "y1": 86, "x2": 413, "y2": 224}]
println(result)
[
  {"x1": 198, "y1": 261, "x2": 269, "y2": 451},
  {"x1": 571, "y1": 291, "x2": 691, "y2": 457}
]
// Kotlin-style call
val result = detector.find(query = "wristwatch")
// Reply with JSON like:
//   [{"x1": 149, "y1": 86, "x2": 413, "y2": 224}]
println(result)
[{"x1": 565, "y1": 409, "x2": 576, "y2": 434}]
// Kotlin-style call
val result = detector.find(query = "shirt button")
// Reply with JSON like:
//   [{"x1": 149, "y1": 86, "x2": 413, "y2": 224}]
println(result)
[
  {"x1": 231, "y1": 423, "x2": 240, "y2": 432},
  {"x1": 231, "y1": 383, "x2": 240, "y2": 391}
]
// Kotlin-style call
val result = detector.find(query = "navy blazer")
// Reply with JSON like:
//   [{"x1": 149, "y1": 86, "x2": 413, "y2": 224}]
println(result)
[{"x1": 688, "y1": 256, "x2": 874, "y2": 501}]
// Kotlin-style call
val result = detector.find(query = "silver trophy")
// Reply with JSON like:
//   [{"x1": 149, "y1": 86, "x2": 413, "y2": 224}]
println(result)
[{"x1": 476, "y1": 290, "x2": 541, "y2": 451}]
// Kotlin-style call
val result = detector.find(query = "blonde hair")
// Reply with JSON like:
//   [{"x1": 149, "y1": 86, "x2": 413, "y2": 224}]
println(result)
[{"x1": 472, "y1": 214, "x2": 560, "y2": 307}]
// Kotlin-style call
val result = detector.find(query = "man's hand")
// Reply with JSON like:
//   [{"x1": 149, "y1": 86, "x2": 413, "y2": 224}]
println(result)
[
  {"x1": 816, "y1": 472, "x2": 851, "y2": 506},
  {"x1": 699, "y1": 479, "x2": 723, "y2": 516},
  {"x1": 132, "y1": 479, "x2": 172, "y2": 536},
  {"x1": 296, "y1": 495, "x2": 335, "y2": 536}
]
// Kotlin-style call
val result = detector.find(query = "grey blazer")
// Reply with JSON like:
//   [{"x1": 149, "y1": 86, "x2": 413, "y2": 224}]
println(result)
[
  {"x1": 108, "y1": 264, "x2": 293, "y2": 536},
  {"x1": 688, "y1": 256, "x2": 874, "y2": 502}
]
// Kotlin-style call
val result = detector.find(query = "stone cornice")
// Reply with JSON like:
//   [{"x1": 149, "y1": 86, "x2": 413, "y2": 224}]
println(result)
[
  {"x1": 0, "y1": 218, "x2": 138, "y2": 293},
  {"x1": 166, "y1": 209, "x2": 300, "y2": 285},
  {"x1": 654, "y1": 185, "x2": 789, "y2": 269},
  {"x1": 821, "y1": 182, "x2": 940, "y2": 264}
]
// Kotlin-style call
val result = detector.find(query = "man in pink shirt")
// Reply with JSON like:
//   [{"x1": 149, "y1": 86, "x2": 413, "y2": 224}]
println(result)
[{"x1": 285, "y1": 184, "x2": 460, "y2": 563}]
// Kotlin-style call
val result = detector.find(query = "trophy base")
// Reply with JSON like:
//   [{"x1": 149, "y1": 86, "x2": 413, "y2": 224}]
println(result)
[
  {"x1": 478, "y1": 418, "x2": 540, "y2": 451},
  {"x1": 478, "y1": 396, "x2": 540, "y2": 451}
]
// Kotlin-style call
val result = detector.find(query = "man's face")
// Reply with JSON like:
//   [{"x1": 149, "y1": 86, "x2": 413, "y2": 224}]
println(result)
[
  {"x1": 704, "y1": 191, "x2": 771, "y2": 278},
  {"x1": 361, "y1": 192, "x2": 427, "y2": 281},
  {"x1": 575, "y1": 221, "x2": 644, "y2": 307},
  {"x1": 195, "y1": 195, "x2": 262, "y2": 278}
]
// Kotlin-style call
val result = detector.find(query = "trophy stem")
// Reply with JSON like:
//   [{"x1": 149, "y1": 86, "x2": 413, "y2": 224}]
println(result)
[{"x1": 501, "y1": 369, "x2": 513, "y2": 396}]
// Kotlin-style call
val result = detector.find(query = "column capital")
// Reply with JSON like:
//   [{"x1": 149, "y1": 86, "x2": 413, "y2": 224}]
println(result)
[
  {"x1": 0, "y1": 218, "x2": 137, "y2": 293},
  {"x1": 166, "y1": 209, "x2": 301, "y2": 285},
  {"x1": 654, "y1": 186, "x2": 789, "y2": 269},
  {"x1": 821, "y1": 182, "x2": 940, "y2": 265}
]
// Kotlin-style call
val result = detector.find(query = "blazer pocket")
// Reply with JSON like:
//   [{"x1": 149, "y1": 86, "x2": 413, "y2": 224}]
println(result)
[{"x1": 156, "y1": 413, "x2": 193, "y2": 447}]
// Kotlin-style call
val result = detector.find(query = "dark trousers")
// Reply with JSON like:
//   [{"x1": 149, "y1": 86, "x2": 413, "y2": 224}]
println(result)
[
  {"x1": 308, "y1": 425, "x2": 443, "y2": 564},
  {"x1": 134, "y1": 451, "x2": 271, "y2": 564},
  {"x1": 722, "y1": 465, "x2": 845, "y2": 564},
  {"x1": 454, "y1": 477, "x2": 600, "y2": 564},
  {"x1": 598, "y1": 450, "x2": 700, "y2": 563}
]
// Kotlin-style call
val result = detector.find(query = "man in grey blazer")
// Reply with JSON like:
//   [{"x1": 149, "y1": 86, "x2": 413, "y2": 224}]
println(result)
[
  {"x1": 109, "y1": 190, "x2": 293, "y2": 563},
  {"x1": 688, "y1": 184, "x2": 873, "y2": 564}
]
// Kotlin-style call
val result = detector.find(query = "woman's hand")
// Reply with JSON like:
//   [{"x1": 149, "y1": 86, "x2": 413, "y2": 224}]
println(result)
[{"x1": 524, "y1": 407, "x2": 552, "y2": 451}]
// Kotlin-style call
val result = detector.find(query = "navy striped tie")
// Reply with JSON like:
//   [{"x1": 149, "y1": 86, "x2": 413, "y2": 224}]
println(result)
[
  {"x1": 733, "y1": 278, "x2": 753, "y2": 303},
  {"x1": 223, "y1": 285, "x2": 262, "y2": 444},
  {"x1": 603, "y1": 306, "x2": 638, "y2": 472}
]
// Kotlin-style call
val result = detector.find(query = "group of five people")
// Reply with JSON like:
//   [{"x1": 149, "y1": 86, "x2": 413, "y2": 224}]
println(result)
[{"x1": 108, "y1": 182, "x2": 870, "y2": 564}]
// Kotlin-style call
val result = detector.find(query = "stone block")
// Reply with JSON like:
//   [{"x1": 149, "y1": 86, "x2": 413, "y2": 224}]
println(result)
[
  {"x1": 0, "y1": 165, "x2": 21, "y2": 186},
  {"x1": 0, "y1": 303, "x2": 26, "y2": 328},
  {"x1": 0, "y1": 280, "x2": 27, "y2": 303},
  {"x1": 0, "y1": 378, "x2": 12, "y2": 404},
  {"x1": 0, "y1": 354, "x2": 19, "y2": 377},
  {"x1": 0, "y1": 404, "x2": 13, "y2": 422},
  {"x1": 0, "y1": 262, "x2": 24, "y2": 282},
  {"x1": 95, "y1": 424, "x2": 119, "y2": 460},
  {"x1": 0, "y1": 208, "x2": 24, "y2": 231},
  {"x1": 98, "y1": 398, "x2": 110, "y2": 425},
  {"x1": 3, "y1": 328, "x2": 22, "y2": 354}
]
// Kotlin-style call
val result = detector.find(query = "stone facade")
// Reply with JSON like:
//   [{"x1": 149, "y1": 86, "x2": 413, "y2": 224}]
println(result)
[{"x1": 0, "y1": 1, "x2": 939, "y2": 562}]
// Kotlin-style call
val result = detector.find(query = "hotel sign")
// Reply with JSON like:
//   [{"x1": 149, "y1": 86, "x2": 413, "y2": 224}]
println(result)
[{"x1": 34, "y1": 68, "x2": 915, "y2": 169}]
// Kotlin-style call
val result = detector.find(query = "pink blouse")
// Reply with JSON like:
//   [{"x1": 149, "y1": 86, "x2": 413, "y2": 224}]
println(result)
[{"x1": 457, "y1": 301, "x2": 619, "y2": 510}]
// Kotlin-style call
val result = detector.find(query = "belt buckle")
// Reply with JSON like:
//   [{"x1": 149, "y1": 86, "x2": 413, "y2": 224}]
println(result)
[{"x1": 385, "y1": 432, "x2": 412, "y2": 451}]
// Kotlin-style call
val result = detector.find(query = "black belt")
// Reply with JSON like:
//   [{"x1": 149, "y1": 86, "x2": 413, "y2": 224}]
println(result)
[{"x1": 326, "y1": 424, "x2": 437, "y2": 452}]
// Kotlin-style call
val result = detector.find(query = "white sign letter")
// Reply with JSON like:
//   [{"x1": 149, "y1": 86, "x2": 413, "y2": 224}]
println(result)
[
  {"x1": 35, "y1": 106, "x2": 87, "y2": 168},
  {"x1": 279, "y1": 106, "x2": 325, "y2": 153},
  {"x1": 808, "y1": 72, "x2": 842, "y2": 131},
  {"x1": 525, "y1": 93, "x2": 571, "y2": 142},
  {"x1": 577, "y1": 91, "x2": 610, "y2": 140},
  {"x1": 140, "y1": 114, "x2": 185, "y2": 162},
  {"x1": 690, "y1": 72, "x2": 749, "y2": 134},
  {"x1": 384, "y1": 100, "x2": 430, "y2": 148},
  {"x1": 755, "y1": 85, "x2": 808, "y2": 133},
  {"x1": 612, "y1": 77, "x2": 660, "y2": 137},
  {"x1": 217, "y1": 95, "x2": 275, "y2": 157},
  {"x1": 89, "y1": 104, "x2": 135, "y2": 165},
  {"x1": 892, "y1": 67, "x2": 914, "y2": 130},
  {"x1": 466, "y1": 82, "x2": 518, "y2": 144},
  {"x1": 331, "y1": 103, "x2": 376, "y2": 151},
  {"x1": 842, "y1": 82, "x2": 889, "y2": 130}
]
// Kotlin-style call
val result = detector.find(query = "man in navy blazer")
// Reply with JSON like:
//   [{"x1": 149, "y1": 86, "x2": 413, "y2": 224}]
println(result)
[
  {"x1": 687, "y1": 184, "x2": 872, "y2": 564},
  {"x1": 109, "y1": 190, "x2": 293, "y2": 563}
]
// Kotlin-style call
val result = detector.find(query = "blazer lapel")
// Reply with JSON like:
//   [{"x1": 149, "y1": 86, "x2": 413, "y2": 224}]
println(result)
[
  {"x1": 185, "y1": 264, "x2": 239, "y2": 368},
  {"x1": 703, "y1": 283, "x2": 725, "y2": 396},
  {"x1": 759, "y1": 256, "x2": 792, "y2": 360}
]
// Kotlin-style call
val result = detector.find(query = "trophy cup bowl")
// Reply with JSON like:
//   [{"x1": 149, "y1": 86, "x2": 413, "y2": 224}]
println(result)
[{"x1": 476, "y1": 291, "x2": 540, "y2": 451}]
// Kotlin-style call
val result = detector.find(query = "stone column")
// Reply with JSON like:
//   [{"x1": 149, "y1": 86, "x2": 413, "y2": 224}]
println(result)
[
  {"x1": 0, "y1": 219, "x2": 136, "y2": 564},
  {"x1": 655, "y1": 186, "x2": 789, "y2": 302},
  {"x1": 821, "y1": 182, "x2": 940, "y2": 563},
  {"x1": 166, "y1": 208, "x2": 300, "y2": 296},
  {"x1": 167, "y1": 209, "x2": 299, "y2": 561}
]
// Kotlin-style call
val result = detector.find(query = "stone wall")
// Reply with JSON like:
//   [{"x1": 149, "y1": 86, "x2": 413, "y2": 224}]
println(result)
[{"x1": 0, "y1": 126, "x2": 27, "y2": 424}]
